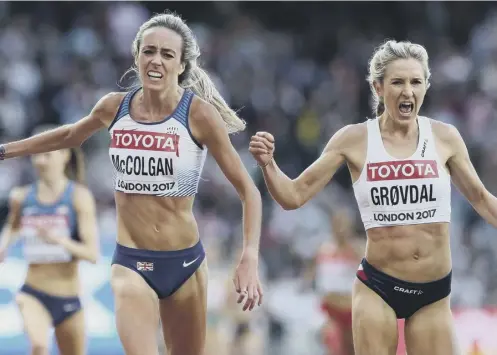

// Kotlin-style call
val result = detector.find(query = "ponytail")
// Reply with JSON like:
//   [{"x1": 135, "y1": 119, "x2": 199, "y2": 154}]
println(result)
[
  {"x1": 180, "y1": 65, "x2": 246, "y2": 134},
  {"x1": 65, "y1": 147, "x2": 86, "y2": 184},
  {"x1": 128, "y1": 13, "x2": 246, "y2": 134},
  {"x1": 376, "y1": 97, "x2": 385, "y2": 116},
  {"x1": 118, "y1": 64, "x2": 246, "y2": 134}
]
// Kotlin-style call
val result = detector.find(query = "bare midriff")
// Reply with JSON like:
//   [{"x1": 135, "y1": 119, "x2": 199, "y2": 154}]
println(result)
[
  {"x1": 365, "y1": 222, "x2": 451, "y2": 282},
  {"x1": 114, "y1": 191, "x2": 200, "y2": 251}
]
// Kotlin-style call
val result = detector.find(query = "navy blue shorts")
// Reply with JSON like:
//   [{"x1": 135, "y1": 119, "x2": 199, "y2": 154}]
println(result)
[
  {"x1": 356, "y1": 258, "x2": 452, "y2": 319},
  {"x1": 19, "y1": 284, "x2": 82, "y2": 327},
  {"x1": 112, "y1": 240, "x2": 206, "y2": 299}
]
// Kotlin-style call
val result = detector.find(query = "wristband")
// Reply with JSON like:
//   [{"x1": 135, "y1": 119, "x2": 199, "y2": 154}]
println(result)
[
  {"x1": 0, "y1": 145, "x2": 5, "y2": 161},
  {"x1": 258, "y1": 157, "x2": 273, "y2": 168}
]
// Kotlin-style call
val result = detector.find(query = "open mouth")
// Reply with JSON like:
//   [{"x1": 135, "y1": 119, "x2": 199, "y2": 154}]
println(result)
[
  {"x1": 398, "y1": 102, "x2": 414, "y2": 116},
  {"x1": 147, "y1": 71, "x2": 163, "y2": 81}
]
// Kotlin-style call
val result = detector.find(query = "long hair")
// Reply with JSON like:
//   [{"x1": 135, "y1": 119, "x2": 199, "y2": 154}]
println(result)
[
  {"x1": 122, "y1": 11, "x2": 246, "y2": 134},
  {"x1": 64, "y1": 147, "x2": 86, "y2": 184},
  {"x1": 31, "y1": 124, "x2": 86, "y2": 184}
]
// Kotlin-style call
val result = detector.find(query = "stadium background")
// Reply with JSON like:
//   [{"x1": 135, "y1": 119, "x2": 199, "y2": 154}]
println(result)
[{"x1": 0, "y1": 1, "x2": 497, "y2": 354}]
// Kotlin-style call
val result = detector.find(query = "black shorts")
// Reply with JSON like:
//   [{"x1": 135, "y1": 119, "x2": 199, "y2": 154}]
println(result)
[
  {"x1": 356, "y1": 258, "x2": 451, "y2": 319},
  {"x1": 112, "y1": 240, "x2": 205, "y2": 299},
  {"x1": 20, "y1": 284, "x2": 82, "y2": 327}
]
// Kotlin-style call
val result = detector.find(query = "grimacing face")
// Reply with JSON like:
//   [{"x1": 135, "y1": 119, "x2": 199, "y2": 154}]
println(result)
[
  {"x1": 374, "y1": 58, "x2": 427, "y2": 124},
  {"x1": 137, "y1": 27, "x2": 185, "y2": 91}
]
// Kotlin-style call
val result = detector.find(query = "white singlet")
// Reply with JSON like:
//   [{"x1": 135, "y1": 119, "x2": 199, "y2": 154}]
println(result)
[
  {"x1": 352, "y1": 116, "x2": 451, "y2": 230},
  {"x1": 315, "y1": 243, "x2": 357, "y2": 294},
  {"x1": 108, "y1": 88, "x2": 207, "y2": 197}
]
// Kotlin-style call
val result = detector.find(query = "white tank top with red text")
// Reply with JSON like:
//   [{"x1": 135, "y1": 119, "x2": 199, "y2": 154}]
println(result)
[
  {"x1": 316, "y1": 243, "x2": 357, "y2": 294},
  {"x1": 108, "y1": 88, "x2": 207, "y2": 197},
  {"x1": 352, "y1": 116, "x2": 451, "y2": 230}
]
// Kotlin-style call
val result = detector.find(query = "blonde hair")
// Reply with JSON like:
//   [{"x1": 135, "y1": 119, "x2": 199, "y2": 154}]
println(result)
[
  {"x1": 124, "y1": 11, "x2": 245, "y2": 134},
  {"x1": 366, "y1": 39, "x2": 431, "y2": 116}
]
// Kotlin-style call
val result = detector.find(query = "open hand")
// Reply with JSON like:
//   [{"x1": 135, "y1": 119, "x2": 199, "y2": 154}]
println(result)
[{"x1": 232, "y1": 251, "x2": 264, "y2": 311}]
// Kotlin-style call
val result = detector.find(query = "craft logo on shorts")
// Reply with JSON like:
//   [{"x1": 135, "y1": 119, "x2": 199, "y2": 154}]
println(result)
[
  {"x1": 394, "y1": 286, "x2": 423, "y2": 295},
  {"x1": 367, "y1": 160, "x2": 438, "y2": 181},
  {"x1": 111, "y1": 130, "x2": 180, "y2": 157}
]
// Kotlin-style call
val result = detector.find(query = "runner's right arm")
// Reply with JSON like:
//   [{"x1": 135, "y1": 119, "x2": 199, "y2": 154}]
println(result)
[
  {"x1": 2, "y1": 93, "x2": 122, "y2": 159},
  {"x1": 250, "y1": 126, "x2": 354, "y2": 210}
]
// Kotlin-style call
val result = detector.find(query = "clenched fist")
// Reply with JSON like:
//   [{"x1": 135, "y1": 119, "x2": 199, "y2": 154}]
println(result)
[{"x1": 249, "y1": 132, "x2": 275, "y2": 167}]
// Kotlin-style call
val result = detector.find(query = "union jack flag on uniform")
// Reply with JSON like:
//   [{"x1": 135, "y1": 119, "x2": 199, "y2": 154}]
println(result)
[{"x1": 137, "y1": 261, "x2": 154, "y2": 271}]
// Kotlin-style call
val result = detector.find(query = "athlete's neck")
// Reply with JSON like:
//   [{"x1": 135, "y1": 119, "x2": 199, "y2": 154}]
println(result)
[
  {"x1": 379, "y1": 113, "x2": 418, "y2": 138},
  {"x1": 37, "y1": 176, "x2": 69, "y2": 195},
  {"x1": 140, "y1": 86, "x2": 183, "y2": 119}
]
